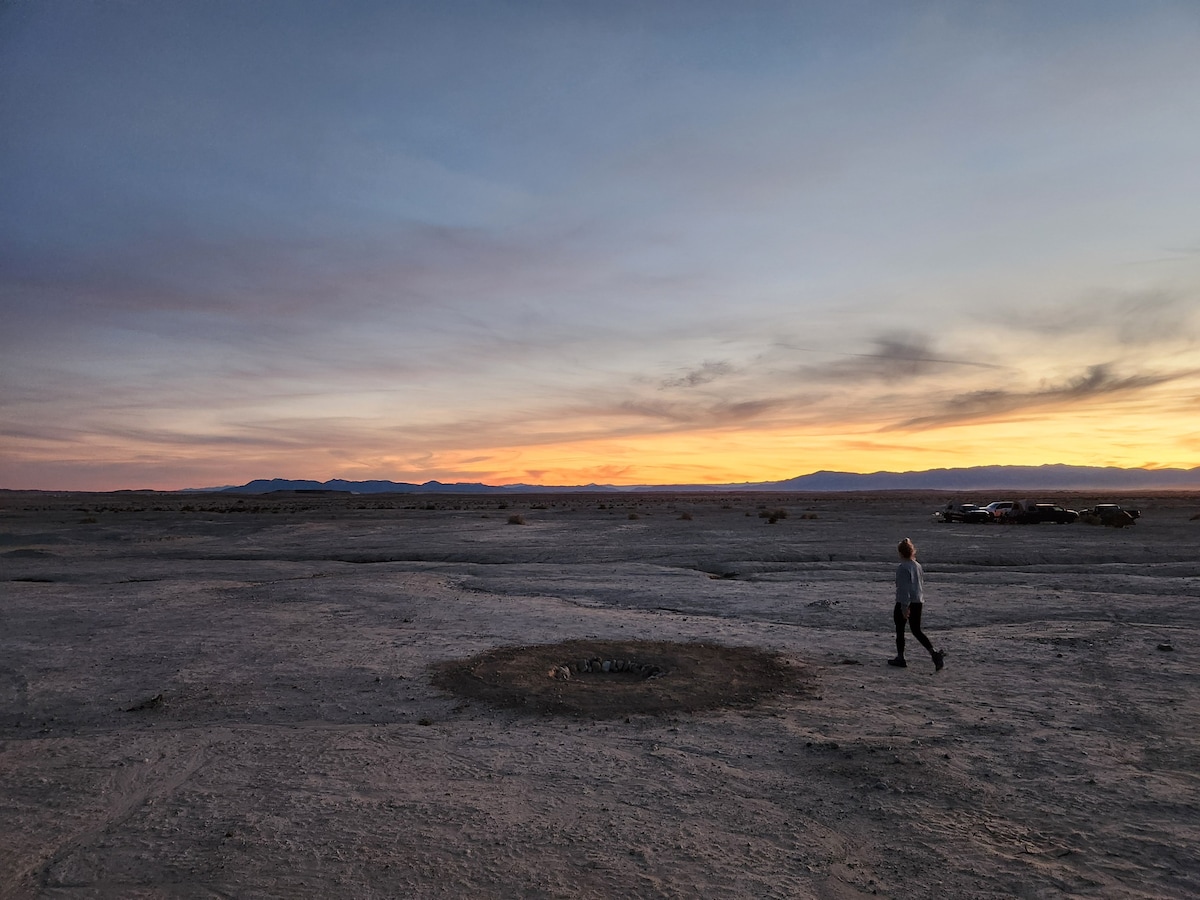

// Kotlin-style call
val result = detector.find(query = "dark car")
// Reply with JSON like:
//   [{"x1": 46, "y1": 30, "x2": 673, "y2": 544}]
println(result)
[
  {"x1": 1080, "y1": 504, "x2": 1140, "y2": 527},
  {"x1": 1014, "y1": 503, "x2": 1079, "y2": 524},
  {"x1": 938, "y1": 502, "x2": 993, "y2": 524}
]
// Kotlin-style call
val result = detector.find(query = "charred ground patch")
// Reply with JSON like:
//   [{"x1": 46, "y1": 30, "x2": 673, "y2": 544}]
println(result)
[{"x1": 431, "y1": 639, "x2": 814, "y2": 718}]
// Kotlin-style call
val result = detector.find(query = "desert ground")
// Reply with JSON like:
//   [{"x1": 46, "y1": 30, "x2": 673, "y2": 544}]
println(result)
[{"x1": 2, "y1": 489, "x2": 1198, "y2": 899}]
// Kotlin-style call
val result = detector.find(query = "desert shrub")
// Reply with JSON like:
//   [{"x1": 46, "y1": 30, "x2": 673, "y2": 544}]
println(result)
[
  {"x1": 628, "y1": 512, "x2": 640, "y2": 520},
  {"x1": 79, "y1": 516, "x2": 98, "y2": 524},
  {"x1": 679, "y1": 511, "x2": 693, "y2": 520},
  {"x1": 507, "y1": 514, "x2": 526, "y2": 525},
  {"x1": 758, "y1": 508, "x2": 788, "y2": 520}
]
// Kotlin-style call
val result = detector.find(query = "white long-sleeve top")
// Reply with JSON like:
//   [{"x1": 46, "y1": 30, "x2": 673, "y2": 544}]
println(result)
[{"x1": 895, "y1": 559, "x2": 924, "y2": 610}]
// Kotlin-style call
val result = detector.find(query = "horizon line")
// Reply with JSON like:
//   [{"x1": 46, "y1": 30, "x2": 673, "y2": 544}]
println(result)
[{"x1": 4, "y1": 462, "x2": 1199, "y2": 495}]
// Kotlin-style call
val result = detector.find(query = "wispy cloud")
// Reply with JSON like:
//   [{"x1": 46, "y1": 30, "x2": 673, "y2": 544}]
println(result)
[
  {"x1": 794, "y1": 335, "x2": 1011, "y2": 381},
  {"x1": 659, "y1": 360, "x2": 736, "y2": 389},
  {"x1": 994, "y1": 286, "x2": 1200, "y2": 348},
  {"x1": 887, "y1": 363, "x2": 1191, "y2": 431}
]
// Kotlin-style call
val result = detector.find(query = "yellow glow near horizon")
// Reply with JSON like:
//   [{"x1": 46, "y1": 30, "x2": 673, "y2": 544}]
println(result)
[
  {"x1": 368, "y1": 411, "x2": 1198, "y2": 488},
  {"x1": 2, "y1": 375, "x2": 1197, "y2": 491}
]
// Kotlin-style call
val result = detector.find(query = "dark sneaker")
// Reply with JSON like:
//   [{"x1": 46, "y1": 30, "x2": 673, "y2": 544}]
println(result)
[
  {"x1": 887, "y1": 657, "x2": 907, "y2": 668},
  {"x1": 933, "y1": 650, "x2": 945, "y2": 672}
]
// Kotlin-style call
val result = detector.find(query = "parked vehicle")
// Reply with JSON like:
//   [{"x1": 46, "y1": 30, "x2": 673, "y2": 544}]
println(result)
[
  {"x1": 1010, "y1": 501, "x2": 1079, "y2": 524},
  {"x1": 938, "y1": 502, "x2": 992, "y2": 524},
  {"x1": 1080, "y1": 504, "x2": 1140, "y2": 527},
  {"x1": 981, "y1": 500, "x2": 1016, "y2": 520}
]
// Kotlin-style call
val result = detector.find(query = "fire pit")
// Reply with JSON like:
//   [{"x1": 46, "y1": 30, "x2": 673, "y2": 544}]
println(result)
[{"x1": 431, "y1": 639, "x2": 812, "y2": 718}]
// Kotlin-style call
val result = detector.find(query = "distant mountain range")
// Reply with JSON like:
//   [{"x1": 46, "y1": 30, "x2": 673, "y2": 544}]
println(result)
[{"x1": 198, "y1": 465, "x2": 1200, "y2": 494}]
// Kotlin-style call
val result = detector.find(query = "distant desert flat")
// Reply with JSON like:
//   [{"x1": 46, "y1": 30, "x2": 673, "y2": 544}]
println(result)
[{"x1": 2, "y1": 490, "x2": 1198, "y2": 898}]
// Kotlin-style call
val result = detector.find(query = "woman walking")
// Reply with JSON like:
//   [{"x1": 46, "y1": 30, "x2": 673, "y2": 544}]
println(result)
[{"x1": 890, "y1": 538, "x2": 945, "y2": 671}]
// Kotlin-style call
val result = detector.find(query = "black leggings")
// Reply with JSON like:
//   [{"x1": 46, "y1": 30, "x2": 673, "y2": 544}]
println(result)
[{"x1": 894, "y1": 602, "x2": 934, "y2": 657}]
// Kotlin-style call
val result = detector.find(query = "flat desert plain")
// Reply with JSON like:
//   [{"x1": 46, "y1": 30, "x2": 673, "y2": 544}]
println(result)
[{"x1": 2, "y1": 490, "x2": 1198, "y2": 899}]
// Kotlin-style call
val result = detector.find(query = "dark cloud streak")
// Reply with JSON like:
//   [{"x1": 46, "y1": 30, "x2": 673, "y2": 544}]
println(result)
[
  {"x1": 659, "y1": 360, "x2": 736, "y2": 389},
  {"x1": 777, "y1": 335, "x2": 1009, "y2": 382},
  {"x1": 887, "y1": 363, "x2": 1189, "y2": 431}
]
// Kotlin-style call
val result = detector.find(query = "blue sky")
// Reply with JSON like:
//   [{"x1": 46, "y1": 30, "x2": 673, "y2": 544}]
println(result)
[{"x1": 3, "y1": 0, "x2": 1199, "y2": 489}]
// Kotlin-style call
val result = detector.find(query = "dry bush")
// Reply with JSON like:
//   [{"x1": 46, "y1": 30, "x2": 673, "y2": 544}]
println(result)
[
  {"x1": 507, "y1": 514, "x2": 526, "y2": 525},
  {"x1": 679, "y1": 511, "x2": 693, "y2": 520}
]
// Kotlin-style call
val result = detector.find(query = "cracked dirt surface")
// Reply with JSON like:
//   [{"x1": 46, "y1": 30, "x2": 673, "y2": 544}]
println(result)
[{"x1": 2, "y1": 490, "x2": 1199, "y2": 898}]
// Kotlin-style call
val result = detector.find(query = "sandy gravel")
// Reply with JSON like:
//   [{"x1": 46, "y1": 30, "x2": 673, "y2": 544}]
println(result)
[{"x1": 2, "y1": 490, "x2": 1198, "y2": 899}]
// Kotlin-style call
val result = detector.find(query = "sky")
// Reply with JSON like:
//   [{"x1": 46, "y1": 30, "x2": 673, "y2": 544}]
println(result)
[{"x1": 3, "y1": 0, "x2": 1200, "y2": 490}]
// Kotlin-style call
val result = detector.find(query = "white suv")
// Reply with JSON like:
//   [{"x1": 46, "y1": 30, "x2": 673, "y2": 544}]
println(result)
[{"x1": 982, "y1": 501, "x2": 1016, "y2": 519}]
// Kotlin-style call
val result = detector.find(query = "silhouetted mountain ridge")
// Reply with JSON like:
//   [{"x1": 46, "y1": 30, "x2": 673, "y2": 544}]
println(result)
[{"x1": 204, "y1": 465, "x2": 1200, "y2": 494}]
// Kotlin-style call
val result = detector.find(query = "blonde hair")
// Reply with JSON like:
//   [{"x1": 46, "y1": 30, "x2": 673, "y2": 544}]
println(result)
[{"x1": 898, "y1": 538, "x2": 915, "y2": 559}]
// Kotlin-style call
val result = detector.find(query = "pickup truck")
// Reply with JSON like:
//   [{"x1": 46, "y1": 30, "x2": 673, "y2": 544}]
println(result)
[
  {"x1": 937, "y1": 503, "x2": 993, "y2": 524},
  {"x1": 1009, "y1": 502, "x2": 1079, "y2": 524}
]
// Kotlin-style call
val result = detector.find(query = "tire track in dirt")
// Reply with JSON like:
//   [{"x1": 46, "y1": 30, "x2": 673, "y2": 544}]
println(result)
[{"x1": 35, "y1": 740, "x2": 216, "y2": 893}]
